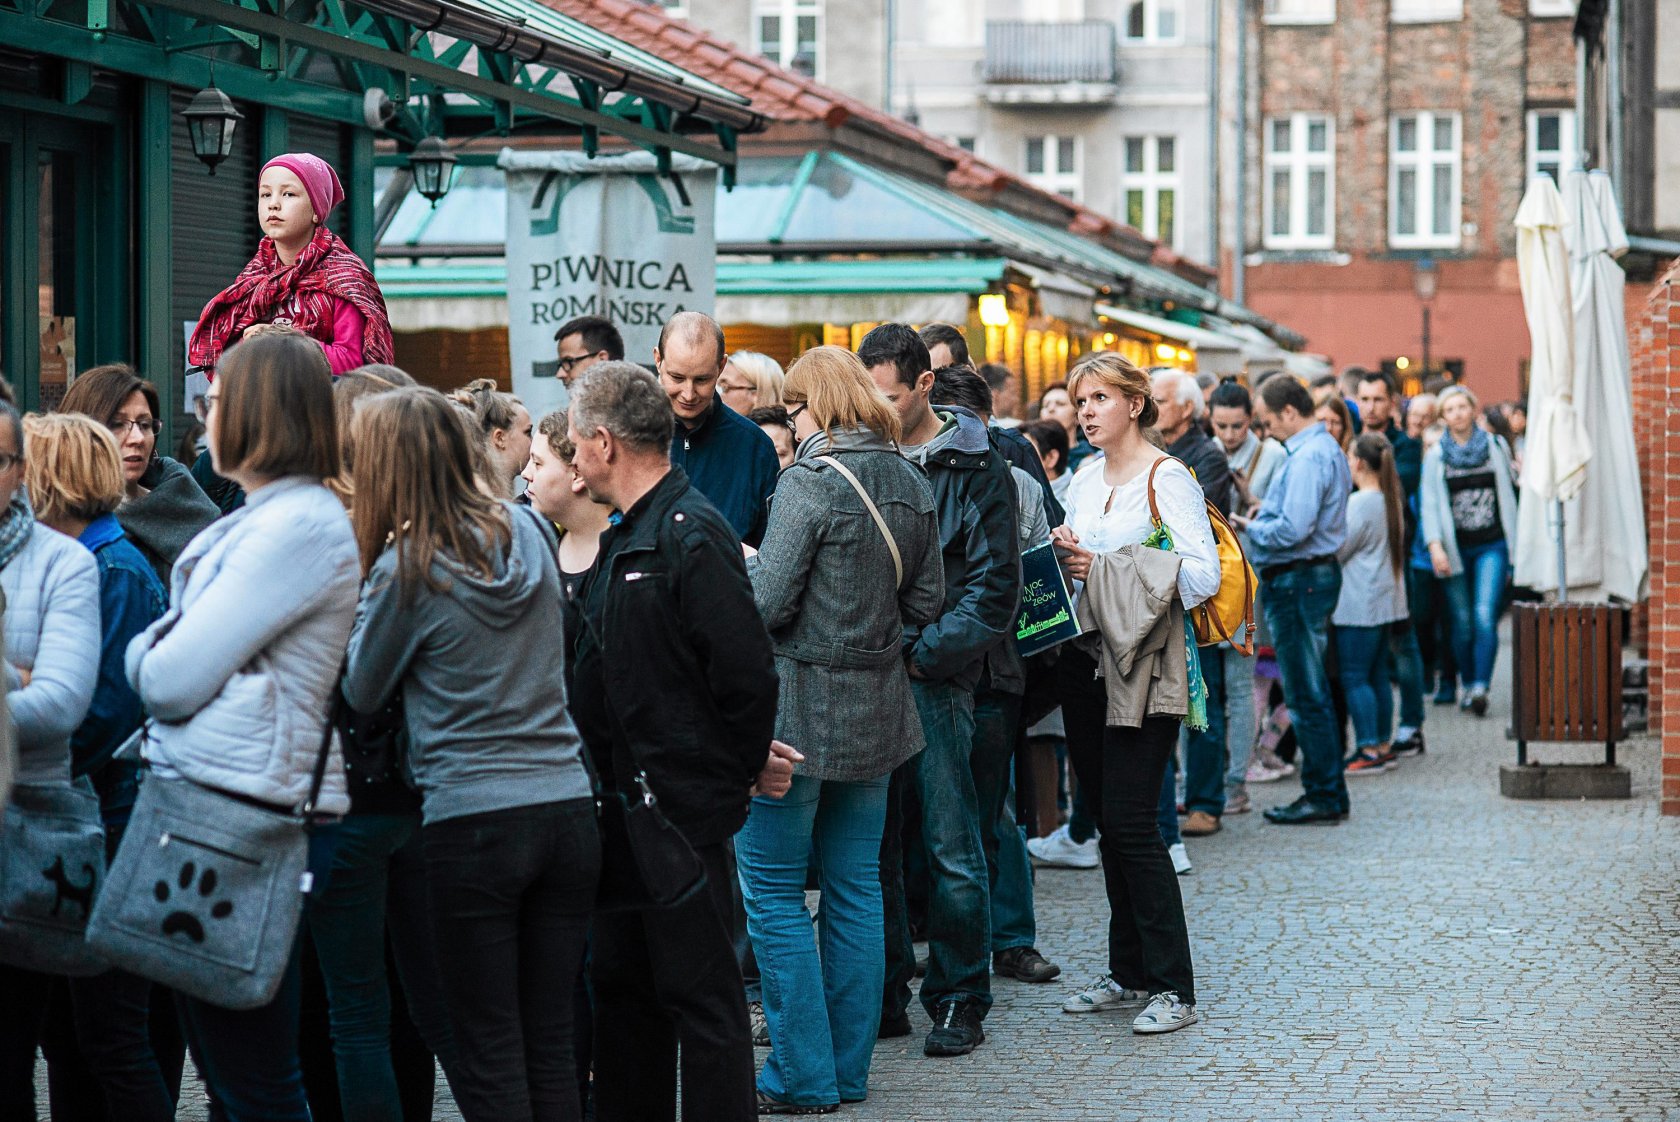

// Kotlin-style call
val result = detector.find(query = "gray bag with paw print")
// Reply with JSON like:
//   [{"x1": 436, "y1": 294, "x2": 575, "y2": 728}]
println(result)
[{"x1": 86, "y1": 720, "x2": 333, "y2": 1010}]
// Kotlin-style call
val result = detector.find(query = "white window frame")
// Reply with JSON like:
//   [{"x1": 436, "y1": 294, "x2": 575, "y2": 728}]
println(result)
[
  {"x1": 1527, "y1": 0, "x2": 1573, "y2": 14},
  {"x1": 754, "y1": 0, "x2": 823, "y2": 80},
  {"x1": 1389, "y1": 111, "x2": 1461, "y2": 249},
  {"x1": 1121, "y1": 135, "x2": 1181, "y2": 250},
  {"x1": 1526, "y1": 109, "x2": 1576, "y2": 185},
  {"x1": 1263, "y1": 0, "x2": 1334, "y2": 24},
  {"x1": 1263, "y1": 114, "x2": 1335, "y2": 249},
  {"x1": 1120, "y1": 0, "x2": 1182, "y2": 44},
  {"x1": 657, "y1": 0, "x2": 689, "y2": 19},
  {"x1": 1390, "y1": 0, "x2": 1462, "y2": 22},
  {"x1": 1025, "y1": 135, "x2": 1082, "y2": 201}
]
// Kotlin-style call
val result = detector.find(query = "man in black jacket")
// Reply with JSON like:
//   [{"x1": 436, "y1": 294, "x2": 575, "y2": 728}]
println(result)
[
  {"x1": 566, "y1": 360, "x2": 794, "y2": 1122},
  {"x1": 862, "y1": 324, "x2": 1020, "y2": 1059}
]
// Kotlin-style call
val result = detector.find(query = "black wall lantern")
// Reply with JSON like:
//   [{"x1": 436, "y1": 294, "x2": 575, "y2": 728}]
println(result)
[
  {"x1": 410, "y1": 137, "x2": 458, "y2": 206},
  {"x1": 181, "y1": 79, "x2": 244, "y2": 175}
]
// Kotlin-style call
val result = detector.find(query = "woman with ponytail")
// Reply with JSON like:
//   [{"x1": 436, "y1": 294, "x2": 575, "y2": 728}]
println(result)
[{"x1": 1335, "y1": 434, "x2": 1410, "y2": 776}]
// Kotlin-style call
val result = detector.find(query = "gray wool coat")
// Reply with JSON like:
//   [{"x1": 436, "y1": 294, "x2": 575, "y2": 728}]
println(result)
[{"x1": 750, "y1": 430, "x2": 945, "y2": 782}]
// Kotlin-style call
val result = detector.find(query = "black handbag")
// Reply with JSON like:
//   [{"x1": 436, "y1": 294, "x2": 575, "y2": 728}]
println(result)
[
  {"x1": 593, "y1": 770, "x2": 705, "y2": 913},
  {"x1": 577, "y1": 610, "x2": 705, "y2": 914}
]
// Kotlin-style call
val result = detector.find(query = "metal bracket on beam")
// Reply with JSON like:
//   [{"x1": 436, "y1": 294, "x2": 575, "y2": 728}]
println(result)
[
  {"x1": 86, "y1": 0, "x2": 108, "y2": 30},
  {"x1": 260, "y1": 33, "x2": 285, "y2": 70},
  {"x1": 61, "y1": 59, "x2": 93, "y2": 103}
]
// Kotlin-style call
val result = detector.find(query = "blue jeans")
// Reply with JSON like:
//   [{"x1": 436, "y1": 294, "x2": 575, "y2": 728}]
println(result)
[
  {"x1": 1156, "y1": 754, "x2": 1181, "y2": 846},
  {"x1": 738, "y1": 774, "x2": 888, "y2": 1107},
  {"x1": 306, "y1": 812, "x2": 459, "y2": 1122},
  {"x1": 176, "y1": 941, "x2": 310, "y2": 1122},
  {"x1": 1221, "y1": 648, "x2": 1257, "y2": 793},
  {"x1": 1388, "y1": 622, "x2": 1426, "y2": 731},
  {"x1": 971, "y1": 688, "x2": 1035, "y2": 952},
  {"x1": 1182, "y1": 646, "x2": 1228, "y2": 817},
  {"x1": 1262, "y1": 561, "x2": 1348, "y2": 813},
  {"x1": 1444, "y1": 540, "x2": 1509, "y2": 690},
  {"x1": 888, "y1": 679, "x2": 992, "y2": 1017},
  {"x1": 1335, "y1": 625, "x2": 1394, "y2": 750}
]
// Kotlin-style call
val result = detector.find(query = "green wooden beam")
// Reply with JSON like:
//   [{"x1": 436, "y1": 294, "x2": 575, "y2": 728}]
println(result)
[
  {"x1": 0, "y1": 8, "x2": 366, "y2": 125},
  {"x1": 133, "y1": 0, "x2": 737, "y2": 166},
  {"x1": 137, "y1": 80, "x2": 177, "y2": 429},
  {"x1": 260, "y1": 104, "x2": 288, "y2": 159},
  {"x1": 346, "y1": 125, "x2": 375, "y2": 264},
  {"x1": 0, "y1": 118, "x2": 32, "y2": 407}
]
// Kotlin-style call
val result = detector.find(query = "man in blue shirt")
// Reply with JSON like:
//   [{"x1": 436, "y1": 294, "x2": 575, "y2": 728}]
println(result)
[
  {"x1": 1235, "y1": 374, "x2": 1352, "y2": 825},
  {"x1": 655, "y1": 311, "x2": 780, "y2": 548}
]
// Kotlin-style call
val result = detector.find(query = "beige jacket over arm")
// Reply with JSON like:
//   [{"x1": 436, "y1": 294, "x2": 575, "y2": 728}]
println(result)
[{"x1": 1072, "y1": 545, "x2": 1191, "y2": 728}]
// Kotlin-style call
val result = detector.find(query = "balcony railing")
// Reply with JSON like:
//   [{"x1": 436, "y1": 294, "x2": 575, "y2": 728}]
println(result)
[{"x1": 982, "y1": 20, "x2": 1117, "y2": 86}]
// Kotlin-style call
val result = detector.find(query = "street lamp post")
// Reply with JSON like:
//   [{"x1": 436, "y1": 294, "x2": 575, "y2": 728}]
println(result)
[{"x1": 1414, "y1": 259, "x2": 1438, "y2": 381}]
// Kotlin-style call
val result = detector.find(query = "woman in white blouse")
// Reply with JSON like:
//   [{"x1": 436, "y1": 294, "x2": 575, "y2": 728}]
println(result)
[{"x1": 1048, "y1": 353, "x2": 1221, "y2": 1037}]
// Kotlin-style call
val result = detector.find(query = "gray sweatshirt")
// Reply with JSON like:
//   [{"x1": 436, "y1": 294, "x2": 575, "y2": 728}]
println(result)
[{"x1": 343, "y1": 503, "x2": 592, "y2": 825}]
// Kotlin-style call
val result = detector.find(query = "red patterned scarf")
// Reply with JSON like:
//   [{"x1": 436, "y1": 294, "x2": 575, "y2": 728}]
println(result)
[{"x1": 188, "y1": 226, "x2": 394, "y2": 374}]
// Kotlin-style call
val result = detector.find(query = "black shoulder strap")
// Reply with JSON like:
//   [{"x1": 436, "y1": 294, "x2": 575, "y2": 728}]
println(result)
[{"x1": 300, "y1": 681, "x2": 343, "y2": 817}]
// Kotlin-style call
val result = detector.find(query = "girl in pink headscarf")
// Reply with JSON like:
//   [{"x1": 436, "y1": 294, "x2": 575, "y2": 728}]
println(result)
[{"x1": 188, "y1": 153, "x2": 395, "y2": 376}]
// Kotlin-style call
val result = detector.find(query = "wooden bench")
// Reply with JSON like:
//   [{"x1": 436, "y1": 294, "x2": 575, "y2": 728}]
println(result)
[{"x1": 1510, "y1": 603, "x2": 1625, "y2": 766}]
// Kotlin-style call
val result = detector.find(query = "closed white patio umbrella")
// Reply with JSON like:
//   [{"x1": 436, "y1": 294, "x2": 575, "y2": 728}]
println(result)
[
  {"x1": 1555, "y1": 170, "x2": 1646, "y2": 602},
  {"x1": 1512, "y1": 174, "x2": 1591, "y2": 596}
]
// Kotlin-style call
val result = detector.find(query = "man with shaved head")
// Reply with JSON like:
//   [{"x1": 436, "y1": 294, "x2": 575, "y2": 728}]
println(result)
[{"x1": 654, "y1": 310, "x2": 780, "y2": 547}]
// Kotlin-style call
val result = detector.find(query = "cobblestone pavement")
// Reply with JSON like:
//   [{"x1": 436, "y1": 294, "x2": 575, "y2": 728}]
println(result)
[
  {"x1": 68, "y1": 639, "x2": 1680, "y2": 1121},
  {"x1": 851, "y1": 652, "x2": 1680, "y2": 1122}
]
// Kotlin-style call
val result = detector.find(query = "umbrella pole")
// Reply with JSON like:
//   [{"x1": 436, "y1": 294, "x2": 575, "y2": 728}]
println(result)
[{"x1": 1551, "y1": 498, "x2": 1568, "y2": 602}]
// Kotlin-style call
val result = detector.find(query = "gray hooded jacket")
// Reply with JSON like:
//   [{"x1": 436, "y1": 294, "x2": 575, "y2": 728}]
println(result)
[{"x1": 343, "y1": 502, "x2": 592, "y2": 825}]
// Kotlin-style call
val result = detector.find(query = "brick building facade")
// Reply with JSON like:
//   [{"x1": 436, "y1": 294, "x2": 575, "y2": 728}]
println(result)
[
  {"x1": 1628, "y1": 260, "x2": 1680, "y2": 816},
  {"x1": 1238, "y1": 0, "x2": 1575, "y2": 402}
]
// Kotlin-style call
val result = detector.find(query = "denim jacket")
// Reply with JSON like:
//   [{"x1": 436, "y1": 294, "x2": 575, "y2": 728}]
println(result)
[{"x1": 73, "y1": 514, "x2": 167, "y2": 817}]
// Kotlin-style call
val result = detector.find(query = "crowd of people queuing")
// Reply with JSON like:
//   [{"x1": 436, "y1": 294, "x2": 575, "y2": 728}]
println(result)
[{"x1": 0, "y1": 150, "x2": 1533, "y2": 1122}]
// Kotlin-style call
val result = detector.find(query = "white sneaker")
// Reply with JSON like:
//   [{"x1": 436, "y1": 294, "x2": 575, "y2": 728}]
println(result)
[
  {"x1": 1168, "y1": 842, "x2": 1192, "y2": 876},
  {"x1": 1245, "y1": 759, "x2": 1292, "y2": 784},
  {"x1": 1132, "y1": 992, "x2": 1200, "y2": 1035},
  {"x1": 1062, "y1": 974, "x2": 1150, "y2": 1013},
  {"x1": 1027, "y1": 824, "x2": 1099, "y2": 869}
]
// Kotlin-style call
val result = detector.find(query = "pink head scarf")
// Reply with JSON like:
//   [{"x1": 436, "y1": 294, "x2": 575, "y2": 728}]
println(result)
[{"x1": 260, "y1": 153, "x2": 345, "y2": 222}]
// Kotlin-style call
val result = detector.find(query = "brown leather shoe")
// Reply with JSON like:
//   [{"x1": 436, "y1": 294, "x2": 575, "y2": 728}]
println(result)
[{"x1": 1181, "y1": 811, "x2": 1222, "y2": 836}]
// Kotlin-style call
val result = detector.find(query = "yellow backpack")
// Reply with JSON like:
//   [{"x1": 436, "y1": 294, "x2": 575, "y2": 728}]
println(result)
[{"x1": 1146, "y1": 459, "x2": 1258, "y2": 656}]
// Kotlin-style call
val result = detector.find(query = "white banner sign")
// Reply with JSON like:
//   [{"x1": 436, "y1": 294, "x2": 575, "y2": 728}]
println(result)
[{"x1": 500, "y1": 150, "x2": 717, "y2": 418}]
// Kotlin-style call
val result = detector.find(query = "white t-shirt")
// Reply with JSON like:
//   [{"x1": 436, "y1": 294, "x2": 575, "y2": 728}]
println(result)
[{"x1": 1064, "y1": 455, "x2": 1223, "y2": 610}]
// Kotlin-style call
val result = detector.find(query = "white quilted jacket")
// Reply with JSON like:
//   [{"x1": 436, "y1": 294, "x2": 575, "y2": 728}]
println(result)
[
  {"x1": 126, "y1": 477, "x2": 358, "y2": 815},
  {"x1": 2, "y1": 523, "x2": 100, "y2": 785}
]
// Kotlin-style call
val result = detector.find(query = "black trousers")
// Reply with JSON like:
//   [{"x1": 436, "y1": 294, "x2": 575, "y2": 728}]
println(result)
[
  {"x1": 1058, "y1": 648, "x2": 1198, "y2": 1005},
  {"x1": 423, "y1": 799, "x2": 601, "y2": 1122},
  {"x1": 591, "y1": 841, "x2": 755, "y2": 1122}
]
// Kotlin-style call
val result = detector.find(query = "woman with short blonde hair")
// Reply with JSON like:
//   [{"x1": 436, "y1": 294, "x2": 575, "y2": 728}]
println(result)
[
  {"x1": 1420, "y1": 382, "x2": 1516, "y2": 716},
  {"x1": 725, "y1": 350, "x2": 787, "y2": 412},
  {"x1": 23, "y1": 414, "x2": 125, "y2": 529},
  {"x1": 1048, "y1": 348, "x2": 1219, "y2": 1035}
]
